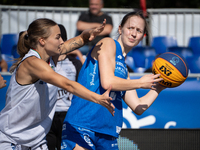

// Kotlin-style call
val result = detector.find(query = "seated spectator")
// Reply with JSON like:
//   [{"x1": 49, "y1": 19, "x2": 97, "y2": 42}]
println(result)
[
  {"x1": 0, "y1": 50, "x2": 8, "y2": 72},
  {"x1": 76, "y1": 0, "x2": 113, "y2": 55}
]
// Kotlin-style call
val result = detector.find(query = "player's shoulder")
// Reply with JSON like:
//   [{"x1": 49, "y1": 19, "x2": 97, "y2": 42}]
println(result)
[
  {"x1": 24, "y1": 56, "x2": 49, "y2": 71},
  {"x1": 97, "y1": 38, "x2": 116, "y2": 54},
  {"x1": 100, "y1": 37, "x2": 115, "y2": 45},
  {"x1": 101, "y1": 37, "x2": 114, "y2": 41}
]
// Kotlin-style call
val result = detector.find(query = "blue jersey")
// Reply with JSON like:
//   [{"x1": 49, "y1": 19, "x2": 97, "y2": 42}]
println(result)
[{"x1": 64, "y1": 40, "x2": 128, "y2": 137}]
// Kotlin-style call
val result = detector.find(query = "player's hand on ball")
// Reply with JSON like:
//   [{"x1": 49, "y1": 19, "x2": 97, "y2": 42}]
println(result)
[
  {"x1": 152, "y1": 52, "x2": 188, "y2": 88},
  {"x1": 155, "y1": 82, "x2": 166, "y2": 90},
  {"x1": 139, "y1": 74, "x2": 163, "y2": 89}
]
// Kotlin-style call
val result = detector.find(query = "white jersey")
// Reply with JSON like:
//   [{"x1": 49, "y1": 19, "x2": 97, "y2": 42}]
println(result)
[
  {"x1": 55, "y1": 56, "x2": 81, "y2": 112},
  {"x1": 0, "y1": 49, "x2": 58, "y2": 147}
]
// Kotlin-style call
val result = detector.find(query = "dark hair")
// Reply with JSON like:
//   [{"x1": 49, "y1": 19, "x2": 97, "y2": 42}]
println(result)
[
  {"x1": 10, "y1": 18, "x2": 57, "y2": 73},
  {"x1": 58, "y1": 24, "x2": 67, "y2": 42},
  {"x1": 119, "y1": 11, "x2": 149, "y2": 35}
]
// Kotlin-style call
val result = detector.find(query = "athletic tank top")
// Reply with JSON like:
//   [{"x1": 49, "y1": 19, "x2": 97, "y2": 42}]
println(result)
[
  {"x1": 55, "y1": 55, "x2": 82, "y2": 112},
  {"x1": 64, "y1": 40, "x2": 128, "y2": 137},
  {"x1": 0, "y1": 49, "x2": 58, "y2": 147}
]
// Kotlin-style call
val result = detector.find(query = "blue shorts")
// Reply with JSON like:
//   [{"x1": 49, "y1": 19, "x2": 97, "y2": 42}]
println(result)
[{"x1": 61, "y1": 122, "x2": 119, "y2": 150}]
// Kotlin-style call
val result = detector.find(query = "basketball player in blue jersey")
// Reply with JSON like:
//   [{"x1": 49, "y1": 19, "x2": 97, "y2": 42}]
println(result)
[
  {"x1": 0, "y1": 18, "x2": 114, "y2": 150},
  {"x1": 61, "y1": 11, "x2": 166, "y2": 150}
]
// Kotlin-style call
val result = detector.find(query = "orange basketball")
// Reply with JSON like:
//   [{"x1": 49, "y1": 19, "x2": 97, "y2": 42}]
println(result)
[{"x1": 152, "y1": 52, "x2": 189, "y2": 88}]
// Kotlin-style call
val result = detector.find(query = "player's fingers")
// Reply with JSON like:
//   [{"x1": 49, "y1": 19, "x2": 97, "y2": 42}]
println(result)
[
  {"x1": 154, "y1": 77, "x2": 163, "y2": 83},
  {"x1": 107, "y1": 102, "x2": 115, "y2": 116},
  {"x1": 106, "y1": 98, "x2": 115, "y2": 110},
  {"x1": 89, "y1": 35, "x2": 94, "y2": 41},
  {"x1": 153, "y1": 74, "x2": 161, "y2": 78}
]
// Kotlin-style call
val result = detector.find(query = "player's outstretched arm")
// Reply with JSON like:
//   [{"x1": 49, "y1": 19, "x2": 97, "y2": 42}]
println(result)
[
  {"x1": 61, "y1": 19, "x2": 106, "y2": 54},
  {"x1": 32, "y1": 59, "x2": 115, "y2": 116}
]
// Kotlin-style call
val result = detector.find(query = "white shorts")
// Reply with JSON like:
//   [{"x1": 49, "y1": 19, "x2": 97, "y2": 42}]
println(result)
[{"x1": 0, "y1": 131, "x2": 48, "y2": 150}]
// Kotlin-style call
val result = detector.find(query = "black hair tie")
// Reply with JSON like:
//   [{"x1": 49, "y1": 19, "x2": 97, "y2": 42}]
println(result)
[{"x1": 25, "y1": 34, "x2": 28, "y2": 40}]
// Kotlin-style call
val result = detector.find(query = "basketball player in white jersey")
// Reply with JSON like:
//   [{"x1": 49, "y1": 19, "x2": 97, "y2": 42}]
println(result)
[{"x1": 0, "y1": 18, "x2": 114, "y2": 150}]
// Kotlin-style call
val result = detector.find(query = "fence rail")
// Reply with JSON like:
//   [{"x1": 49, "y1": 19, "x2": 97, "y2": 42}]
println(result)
[{"x1": 148, "y1": 8, "x2": 200, "y2": 46}]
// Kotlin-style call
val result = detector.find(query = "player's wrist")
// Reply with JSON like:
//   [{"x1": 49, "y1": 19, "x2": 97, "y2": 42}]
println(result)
[{"x1": 132, "y1": 79, "x2": 142, "y2": 89}]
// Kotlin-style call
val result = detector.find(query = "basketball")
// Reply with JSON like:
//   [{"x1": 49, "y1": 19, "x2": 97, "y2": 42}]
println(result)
[{"x1": 152, "y1": 52, "x2": 189, "y2": 88}]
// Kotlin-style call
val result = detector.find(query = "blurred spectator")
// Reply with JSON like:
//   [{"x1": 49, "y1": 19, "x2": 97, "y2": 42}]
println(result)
[
  {"x1": 0, "y1": 74, "x2": 6, "y2": 89},
  {"x1": 67, "y1": 49, "x2": 85, "y2": 64},
  {"x1": 76, "y1": 0, "x2": 113, "y2": 55},
  {"x1": 0, "y1": 50, "x2": 8, "y2": 72},
  {"x1": 46, "y1": 24, "x2": 83, "y2": 150}
]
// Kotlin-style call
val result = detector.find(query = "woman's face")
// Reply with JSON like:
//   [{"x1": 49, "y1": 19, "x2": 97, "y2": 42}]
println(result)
[
  {"x1": 119, "y1": 15, "x2": 145, "y2": 49},
  {"x1": 43, "y1": 25, "x2": 64, "y2": 56}
]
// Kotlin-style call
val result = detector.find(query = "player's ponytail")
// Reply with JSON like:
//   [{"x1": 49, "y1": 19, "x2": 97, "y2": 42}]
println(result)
[{"x1": 10, "y1": 31, "x2": 30, "y2": 73}]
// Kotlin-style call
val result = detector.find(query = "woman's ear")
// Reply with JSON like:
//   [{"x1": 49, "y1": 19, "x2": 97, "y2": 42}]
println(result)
[
  {"x1": 118, "y1": 25, "x2": 122, "y2": 35},
  {"x1": 39, "y1": 38, "x2": 45, "y2": 46}
]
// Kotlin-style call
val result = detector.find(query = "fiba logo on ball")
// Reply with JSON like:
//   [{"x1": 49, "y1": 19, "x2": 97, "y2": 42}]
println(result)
[
  {"x1": 159, "y1": 65, "x2": 172, "y2": 76},
  {"x1": 170, "y1": 56, "x2": 180, "y2": 65},
  {"x1": 152, "y1": 67, "x2": 173, "y2": 87},
  {"x1": 152, "y1": 52, "x2": 189, "y2": 88}
]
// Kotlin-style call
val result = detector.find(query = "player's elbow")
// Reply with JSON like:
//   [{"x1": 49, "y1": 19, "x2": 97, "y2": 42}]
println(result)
[
  {"x1": 134, "y1": 110, "x2": 144, "y2": 116},
  {"x1": 101, "y1": 80, "x2": 111, "y2": 90},
  {"x1": 134, "y1": 105, "x2": 148, "y2": 115}
]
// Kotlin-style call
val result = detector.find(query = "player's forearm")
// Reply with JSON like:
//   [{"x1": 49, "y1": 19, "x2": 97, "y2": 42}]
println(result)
[
  {"x1": 138, "y1": 86, "x2": 164, "y2": 109},
  {"x1": 62, "y1": 35, "x2": 85, "y2": 54},
  {"x1": 101, "y1": 76, "x2": 142, "y2": 91},
  {"x1": 129, "y1": 90, "x2": 161, "y2": 115},
  {"x1": 62, "y1": 28, "x2": 96, "y2": 54},
  {"x1": 64, "y1": 80, "x2": 99, "y2": 103}
]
